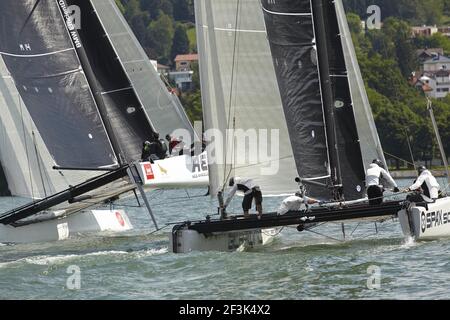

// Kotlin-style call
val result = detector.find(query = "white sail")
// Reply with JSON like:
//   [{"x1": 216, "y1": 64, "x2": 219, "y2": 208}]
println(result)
[
  {"x1": 91, "y1": 0, "x2": 196, "y2": 141},
  {"x1": 335, "y1": 0, "x2": 386, "y2": 170},
  {"x1": 195, "y1": 0, "x2": 298, "y2": 196},
  {"x1": 0, "y1": 57, "x2": 98, "y2": 199}
]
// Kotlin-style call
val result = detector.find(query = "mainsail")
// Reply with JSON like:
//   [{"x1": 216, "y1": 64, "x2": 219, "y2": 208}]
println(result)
[
  {"x1": 91, "y1": 0, "x2": 196, "y2": 142},
  {"x1": 334, "y1": 0, "x2": 386, "y2": 168},
  {"x1": 0, "y1": 0, "x2": 159, "y2": 226},
  {"x1": 0, "y1": 0, "x2": 117, "y2": 169},
  {"x1": 63, "y1": 0, "x2": 157, "y2": 163},
  {"x1": 261, "y1": 0, "x2": 381, "y2": 201},
  {"x1": 195, "y1": 0, "x2": 299, "y2": 196}
]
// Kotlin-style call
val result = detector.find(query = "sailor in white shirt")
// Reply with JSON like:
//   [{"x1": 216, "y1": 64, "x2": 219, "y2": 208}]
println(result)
[
  {"x1": 277, "y1": 187, "x2": 319, "y2": 215},
  {"x1": 223, "y1": 177, "x2": 263, "y2": 218},
  {"x1": 366, "y1": 159, "x2": 400, "y2": 205},
  {"x1": 405, "y1": 166, "x2": 440, "y2": 203}
]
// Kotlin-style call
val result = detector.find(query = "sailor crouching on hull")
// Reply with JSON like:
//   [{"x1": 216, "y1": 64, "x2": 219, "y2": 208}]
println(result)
[
  {"x1": 277, "y1": 185, "x2": 320, "y2": 215},
  {"x1": 366, "y1": 159, "x2": 400, "y2": 205},
  {"x1": 222, "y1": 177, "x2": 263, "y2": 219},
  {"x1": 405, "y1": 166, "x2": 440, "y2": 203}
]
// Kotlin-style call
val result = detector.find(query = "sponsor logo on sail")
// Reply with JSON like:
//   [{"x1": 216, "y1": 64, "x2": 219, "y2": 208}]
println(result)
[
  {"x1": 58, "y1": 1, "x2": 82, "y2": 48},
  {"x1": 421, "y1": 210, "x2": 450, "y2": 233}
]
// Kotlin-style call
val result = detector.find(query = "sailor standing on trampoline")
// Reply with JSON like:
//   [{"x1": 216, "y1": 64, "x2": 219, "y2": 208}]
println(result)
[
  {"x1": 365, "y1": 159, "x2": 400, "y2": 205},
  {"x1": 222, "y1": 177, "x2": 263, "y2": 219}
]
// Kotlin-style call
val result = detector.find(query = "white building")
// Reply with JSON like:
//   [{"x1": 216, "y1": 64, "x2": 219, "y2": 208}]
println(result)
[
  {"x1": 433, "y1": 69, "x2": 450, "y2": 98},
  {"x1": 423, "y1": 55, "x2": 450, "y2": 72},
  {"x1": 168, "y1": 70, "x2": 194, "y2": 91},
  {"x1": 418, "y1": 70, "x2": 450, "y2": 99}
]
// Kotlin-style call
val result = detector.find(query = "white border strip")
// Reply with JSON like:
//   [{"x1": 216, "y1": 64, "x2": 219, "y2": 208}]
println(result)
[
  {"x1": 202, "y1": 25, "x2": 266, "y2": 33},
  {"x1": 0, "y1": 48, "x2": 74, "y2": 58},
  {"x1": 101, "y1": 86, "x2": 133, "y2": 95},
  {"x1": 300, "y1": 175, "x2": 331, "y2": 181},
  {"x1": 261, "y1": 7, "x2": 312, "y2": 16}
]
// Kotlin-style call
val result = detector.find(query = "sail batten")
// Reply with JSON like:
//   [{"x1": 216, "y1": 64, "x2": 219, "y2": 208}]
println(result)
[
  {"x1": 0, "y1": 0, "x2": 118, "y2": 169},
  {"x1": 261, "y1": 0, "x2": 331, "y2": 199},
  {"x1": 60, "y1": 0, "x2": 157, "y2": 163},
  {"x1": 262, "y1": 0, "x2": 370, "y2": 201}
]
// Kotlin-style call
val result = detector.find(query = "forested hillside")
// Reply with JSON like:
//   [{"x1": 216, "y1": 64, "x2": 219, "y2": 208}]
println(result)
[
  {"x1": 117, "y1": 0, "x2": 450, "y2": 166},
  {"x1": 344, "y1": 0, "x2": 450, "y2": 25}
]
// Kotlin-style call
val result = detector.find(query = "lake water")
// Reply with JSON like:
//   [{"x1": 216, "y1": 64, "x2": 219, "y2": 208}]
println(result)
[{"x1": 1, "y1": 178, "x2": 450, "y2": 300}]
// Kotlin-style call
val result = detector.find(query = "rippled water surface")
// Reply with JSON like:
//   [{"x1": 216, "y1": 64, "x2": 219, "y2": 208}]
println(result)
[{"x1": 1, "y1": 179, "x2": 450, "y2": 300}]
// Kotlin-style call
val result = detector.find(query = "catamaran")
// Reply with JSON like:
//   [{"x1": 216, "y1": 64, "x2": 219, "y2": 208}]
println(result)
[
  {"x1": 171, "y1": 0, "x2": 450, "y2": 253},
  {"x1": 0, "y1": 0, "x2": 207, "y2": 243}
]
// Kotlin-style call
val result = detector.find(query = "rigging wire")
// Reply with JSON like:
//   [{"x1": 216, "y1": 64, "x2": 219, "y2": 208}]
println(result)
[
  {"x1": 403, "y1": 126, "x2": 417, "y2": 172},
  {"x1": 221, "y1": 0, "x2": 241, "y2": 192},
  {"x1": 18, "y1": 95, "x2": 35, "y2": 200},
  {"x1": 31, "y1": 130, "x2": 48, "y2": 198},
  {"x1": 383, "y1": 151, "x2": 414, "y2": 167}
]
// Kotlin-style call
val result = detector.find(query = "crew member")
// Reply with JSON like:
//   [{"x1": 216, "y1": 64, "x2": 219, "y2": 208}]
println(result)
[
  {"x1": 141, "y1": 141, "x2": 152, "y2": 161},
  {"x1": 144, "y1": 133, "x2": 167, "y2": 162},
  {"x1": 277, "y1": 186, "x2": 320, "y2": 215},
  {"x1": 405, "y1": 165, "x2": 440, "y2": 203},
  {"x1": 223, "y1": 177, "x2": 263, "y2": 219},
  {"x1": 166, "y1": 134, "x2": 182, "y2": 155},
  {"x1": 366, "y1": 159, "x2": 400, "y2": 205}
]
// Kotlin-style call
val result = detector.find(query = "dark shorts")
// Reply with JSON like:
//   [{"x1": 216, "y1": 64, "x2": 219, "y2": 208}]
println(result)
[
  {"x1": 367, "y1": 185, "x2": 383, "y2": 206},
  {"x1": 242, "y1": 188, "x2": 263, "y2": 211}
]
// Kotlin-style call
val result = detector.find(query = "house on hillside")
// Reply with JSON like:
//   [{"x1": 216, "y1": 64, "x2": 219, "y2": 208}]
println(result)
[
  {"x1": 416, "y1": 48, "x2": 444, "y2": 65},
  {"x1": 174, "y1": 54, "x2": 198, "y2": 71},
  {"x1": 412, "y1": 71, "x2": 450, "y2": 99},
  {"x1": 438, "y1": 26, "x2": 450, "y2": 37},
  {"x1": 169, "y1": 54, "x2": 199, "y2": 91},
  {"x1": 412, "y1": 25, "x2": 438, "y2": 37},
  {"x1": 423, "y1": 55, "x2": 450, "y2": 72}
]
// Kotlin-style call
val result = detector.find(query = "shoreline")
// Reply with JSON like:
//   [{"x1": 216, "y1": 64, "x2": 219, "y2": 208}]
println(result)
[{"x1": 390, "y1": 169, "x2": 449, "y2": 179}]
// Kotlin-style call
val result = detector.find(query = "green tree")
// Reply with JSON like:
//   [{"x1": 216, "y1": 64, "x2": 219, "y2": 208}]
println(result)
[
  {"x1": 141, "y1": 0, "x2": 173, "y2": 19},
  {"x1": 115, "y1": 0, "x2": 126, "y2": 14},
  {"x1": 179, "y1": 62, "x2": 202, "y2": 122},
  {"x1": 147, "y1": 13, "x2": 175, "y2": 63},
  {"x1": 172, "y1": 0, "x2": 194, "y2": 22},
  {"x1": 347, "y1": 13, "x2": 362, "y2": 35},
  {"x1": 171, "y1": 24, "x2": 190, "y2": 61}
]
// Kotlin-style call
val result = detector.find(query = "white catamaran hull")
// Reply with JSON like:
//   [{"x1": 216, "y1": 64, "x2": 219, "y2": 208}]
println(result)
[
  {"x1": 170, "y1": 228, "x2": 278, "y2": 253},
  {"x1": 0, "y1": 209, "x2": 132, "y2": 243},
  {"x1": 138, "y1": 152, "x2": 209, "y2": 189},
  {"x1": 398, "y1": 197, "x2": 450, "y2": 240}
]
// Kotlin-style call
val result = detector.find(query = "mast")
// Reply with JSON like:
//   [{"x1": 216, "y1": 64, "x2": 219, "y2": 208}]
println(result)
[
  {"x1": 56, "y1": 0, "x2": 125, "y2": 165},
  {"x1": 427, "y1": 97, "x2": 450, "y2": 184},
  {"x1": 311, "y1": 0, "x2": 343, "y2": 198}
]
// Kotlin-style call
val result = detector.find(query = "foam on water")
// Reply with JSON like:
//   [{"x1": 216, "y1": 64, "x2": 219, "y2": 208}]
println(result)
[{"x1": 1, "y1": 186, "x2": 450, "y2": 299}]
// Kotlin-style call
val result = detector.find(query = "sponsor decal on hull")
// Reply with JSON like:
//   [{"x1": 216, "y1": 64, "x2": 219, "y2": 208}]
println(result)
[
  {"x1": 191, "y1": 153, "x2": 208, "y2": 179},
  {"x1": 421, "y1": 210, "x2": 450, "y2": 233},
  {"x1": 143, "y1": 163, "x2": 154, "y2": 180}
]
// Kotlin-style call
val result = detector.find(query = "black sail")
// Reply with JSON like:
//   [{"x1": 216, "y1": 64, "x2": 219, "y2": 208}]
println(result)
[
  {"x1": 64, "y1": 0, "x2": 156, "y2": 163},
  {"x1": 0, "y1": 0, "x2": 117, "y2": 169},
  {"x1": 322, "y1": 0, "x2": 365, "y2": 200},
  {"x1": 262, "y1": 0, "x2": 365, "y2": 201},
  {"x1": 261, "y1": 0, "x2": 331, "y2": 199}
]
